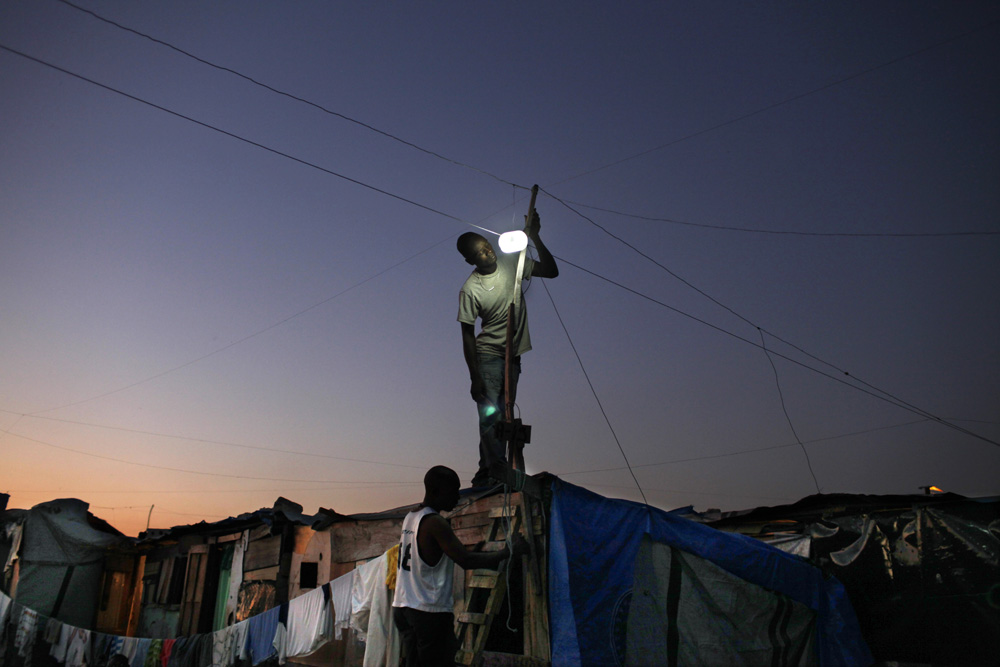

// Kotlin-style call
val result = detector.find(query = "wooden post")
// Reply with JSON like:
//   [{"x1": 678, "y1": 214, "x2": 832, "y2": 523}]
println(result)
[{"x1": 504, "y1": 185, "x2": 539, "y2": 435}]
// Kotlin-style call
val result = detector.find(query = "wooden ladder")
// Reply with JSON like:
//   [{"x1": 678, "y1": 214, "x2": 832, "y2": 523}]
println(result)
[{"x1": 454, "y1": 503, "x2": 524, "y2": 666}]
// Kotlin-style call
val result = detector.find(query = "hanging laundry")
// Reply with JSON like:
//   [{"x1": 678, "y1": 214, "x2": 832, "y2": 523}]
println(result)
[
  {"x1": 14, "y1": 605, "x2": 40, "y2": 666},
  {"x1": 349, "y1": 551, "x2": 400, "y2": 667},
  {"x1": 329, "y1": 570, "x2": 354, "y2": 640},
  {"x1": 385, "y1": 544, "x2": 399, "y2": 590},
  {"x1": 243, "y1": 604, "x2": 281, "y2": 666},
  {"x1": 279, "y1": 583, "x2": 331, "y2": 663}
]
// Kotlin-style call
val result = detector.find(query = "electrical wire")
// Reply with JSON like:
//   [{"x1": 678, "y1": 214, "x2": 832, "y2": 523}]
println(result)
[
  {"x1": 551, "y1": 255, "x2": 1000, "y2": 448},
  {"x1": 759, "y1": 329, "x2": 821, "y2": 493},
  {"x1": 23, "y1": 227, "x2": 459, "y2": 414},
  {"x1": 579, "y1": 483, "x2": 795, "y2": 504},
  {"x1": 550, "y1": 18, "x2": 1000, "y2": 187},
  {"x1": 0, "y1": 44, "x2": 495, "y2": 234},
  {"x1": 561, "y1": 200, "x2": 1000, "y2": 238},
  {"x1": 6, "y1": 430, "x2": 418, "y2": 484},
  {"x1": 53, "y1": 0, "x2": 520, "y2": 189},
  {"x1": 539, "y1": 279, "x2": 649, "y2": 506},
  {"x1": 539, "y1": 187, "x2": 998, "y2": 449},
  {"x1": 559, "y1": 419, "x2": 933, "y2": 476},
  {"x1": 0, "y1": 409, "x2": 426, "y2": 470}
]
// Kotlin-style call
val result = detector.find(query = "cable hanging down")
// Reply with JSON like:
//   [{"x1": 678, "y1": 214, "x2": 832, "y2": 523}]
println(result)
[{"x1": 539, "y1": 279, "x2": 649, "y2": 506}]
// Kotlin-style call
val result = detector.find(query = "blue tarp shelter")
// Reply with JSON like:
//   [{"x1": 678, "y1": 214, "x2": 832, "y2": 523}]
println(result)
[{"x1": 548, "y1": 479, "x2": 872, "y2": 666}]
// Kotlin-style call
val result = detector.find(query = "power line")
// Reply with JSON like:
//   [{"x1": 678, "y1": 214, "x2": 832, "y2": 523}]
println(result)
[
  {"x1": 759, "y1": 329, "x2": 821, "y2": 493},
  {"x1": 551, "y1": 255, "x2": 1000, "y2": 448},
  {"x1": 6, "y1": 431, "x2": 416, "y2": 484},
  {"x1": 539, "y1": 188, "x2": 998, "y2": 449},
  {"x1": 25, "y1": 230, "x2": 457, "y2": 414},
  {"x1": 53, "y1": 0, "x2": 520, "y2": 189},
  {"x1": 0, "y1": 409, "x2": 426, "y2": 470},
  {"x1": 0, "y1": 44, "x2": 493, "y2": 232},
  {"x1": 578, "y1": 482, "x2": 795, "y2": 504},
  {"x1": 559, "y1": 419, "x2": 933, "y2": 476},
  {"x1": 0, "y1": 43, "x2": 513, "y2": 415},
  {"x1": 6, "y1": 484, "x2": 419, "y2": 495},
  {"x1": 551, "y1": 18, "x2": 1000, "y2": 186},
  {"x1": 542, "y1": 188, "x2": 760, "y2": 330},
  {"x1": 539, "y1": 279, "x2": 649, "y2": 506},
  {"x1": 562, "y1": 201, "x2": 1000, "y2": 238}
]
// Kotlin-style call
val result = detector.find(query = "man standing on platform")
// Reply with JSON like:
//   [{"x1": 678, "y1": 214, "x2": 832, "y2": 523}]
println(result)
[
  {"x1": 457, "y1": 211, "x2": 558, "y2": 488},
  {"x1": 392, "y1": 466, "x2": 527, "y2": 666}
]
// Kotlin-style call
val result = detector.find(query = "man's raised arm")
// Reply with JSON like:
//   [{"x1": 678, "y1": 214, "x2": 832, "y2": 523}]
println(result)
[
  {"x1": 423, "y1": 513, "x2": 528, "y2": 570},
  {"x1": 526, "y1": 211, "x2": 558, "y2": 279}
]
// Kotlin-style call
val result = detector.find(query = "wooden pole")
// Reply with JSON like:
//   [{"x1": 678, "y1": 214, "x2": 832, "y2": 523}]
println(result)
[{"x1": 504, "y1": 184, "x2": 538, "y2": 431}]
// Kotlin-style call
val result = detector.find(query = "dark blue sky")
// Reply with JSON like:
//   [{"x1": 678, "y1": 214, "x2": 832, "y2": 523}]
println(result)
[{"x1": 2, "y1": 1, "x2": 997, "y2": 535}]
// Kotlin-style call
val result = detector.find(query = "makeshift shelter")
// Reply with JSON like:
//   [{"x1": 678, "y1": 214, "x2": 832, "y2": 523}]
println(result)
[
  {"x1": 548, "y1": 479, "x2": 871, "y2": 666},
  {"x1": 5, "y1": 498, "x2": 128, "y2": 630},
  {"x1": 709, "y1": 491, "x2": 1000, "y2": 666}
]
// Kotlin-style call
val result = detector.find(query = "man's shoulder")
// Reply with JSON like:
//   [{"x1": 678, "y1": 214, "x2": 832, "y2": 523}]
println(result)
[{"x1": 459, "y1": 271, "x2": 480, "y2": 294}]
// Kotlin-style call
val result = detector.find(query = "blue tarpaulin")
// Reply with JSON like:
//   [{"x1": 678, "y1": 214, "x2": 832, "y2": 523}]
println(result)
[{"x1": 548, "y1": 479, "x2": 872, "y2": 666}]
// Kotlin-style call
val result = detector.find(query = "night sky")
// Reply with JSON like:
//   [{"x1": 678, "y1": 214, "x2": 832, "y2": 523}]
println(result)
[{"x1": 2, "y1": 1, "x2": 998, "y2": 537}]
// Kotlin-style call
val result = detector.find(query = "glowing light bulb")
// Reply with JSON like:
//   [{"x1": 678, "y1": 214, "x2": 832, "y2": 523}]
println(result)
[{"x1": 498, "y1": 230, "x2": 528, "y2": 253}]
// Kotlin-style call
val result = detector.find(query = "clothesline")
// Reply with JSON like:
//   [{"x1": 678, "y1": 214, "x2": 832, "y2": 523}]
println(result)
[{"x1": 0, "y1": 545, "x2": 401, "y2": 667}]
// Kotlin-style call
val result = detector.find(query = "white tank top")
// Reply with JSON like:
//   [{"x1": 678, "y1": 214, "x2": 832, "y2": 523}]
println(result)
[{"x1": 392, "y1": 506, "x2": 456, "y2": 612}]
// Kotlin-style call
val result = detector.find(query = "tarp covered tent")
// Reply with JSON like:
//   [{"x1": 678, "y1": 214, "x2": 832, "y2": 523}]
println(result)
[
  {"x1": 12, "y1": 498, "x2": 127, "y2": 629},
  {"x1": 548, "y1": 480, "x2": 871, "y2": 666},
  {"x1": 708, "y1": 492, "x2": 1000, "y2": 665}
]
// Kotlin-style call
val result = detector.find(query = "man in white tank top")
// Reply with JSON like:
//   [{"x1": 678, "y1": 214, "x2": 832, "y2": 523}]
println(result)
[{"x1": 392, "y1": 466, "x2": 527, "y2": 666}]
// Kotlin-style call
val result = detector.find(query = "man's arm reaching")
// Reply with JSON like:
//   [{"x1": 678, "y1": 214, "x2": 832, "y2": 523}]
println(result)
[
  {"x1": 422, "y1": 513, "x2": 528, "y2": 570},
  {"x1": 525, "y1": 211, "x2": 558, "y2": 279}
]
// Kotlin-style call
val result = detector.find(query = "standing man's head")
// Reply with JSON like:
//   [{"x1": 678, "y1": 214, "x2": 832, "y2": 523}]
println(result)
[
  {"x1": 457, "y1": 232, "x2": 497, "y2": 274},
  {"x1": 423, "y1": 465, "x2": 461, "y2": 512}
]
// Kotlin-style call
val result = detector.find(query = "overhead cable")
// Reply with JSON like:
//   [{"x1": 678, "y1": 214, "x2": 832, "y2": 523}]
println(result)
[
  {"x1": 541, "y1": 188, "x2": 999, "y2": 448},
  {"x1": 53, "y1": 0, "x2": 520, "y2": 189},
  {"x1": 8, "y1": 431, "x2": 418, "y2": 484},
  {"x1": 0, "y1": 409, "x2": 426, "y2": 470},
  {"x1": 552, "y1": 18, "x2": 1000, "y2": 186},
  {"x1": 0, "y1": 44, "x2": 491, "y2": 233},
  {"x1": 21, "y1": 224, "x2": 459, "y2": 414},
  {"x1": 539, "y1": 279, "x2": 649, "y2": 506},
  {"x1": 560, "y1": 419, "x2": 932, "y2": 476},
  {"x1": 562, "y1": 201, "x2": 1000, "y2": 238},
  {"x1": 552, "y1": 254, "x2": 1000, "y2": 449},
  {"x1": 759, "y1": 329, "x2": 821, "y2": 493}
]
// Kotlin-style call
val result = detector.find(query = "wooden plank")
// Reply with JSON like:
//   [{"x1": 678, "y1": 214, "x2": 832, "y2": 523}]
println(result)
[
  {"x1": 330, "y1": 518, "x2": 402, "y2": 562},
  {"x1": 449, "y1": 512, "x2": 495, "y2": 530},
  {"x1": 242, "y1": 565, "x2": 280, "y2": 581},
  {"x1": 453, "y1": 526, "x2": 490, "y2": 546},
  {"x1": 457, "y1": 612, "x2": 487, "y2": 625},
  {"x1": 488, "y1": 506, "x2": 520, "y2": 519},
  {"x1": 467, "y1": 571, "x2": 498, "y2": 589},
  {"x1": 456, "y1": 650, "x2": 475, "y2": 666},
  {"x1": 248, "y1": 525, "x2": 271, "y2": 541},
  {"x1": 243, "y1": 535, "x2": 282, "y2": 572}
]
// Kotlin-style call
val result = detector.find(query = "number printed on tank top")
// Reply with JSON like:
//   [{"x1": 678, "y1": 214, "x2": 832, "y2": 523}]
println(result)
[{"x1": 400, "y1": 542, "x2": 412, "y2": 571}]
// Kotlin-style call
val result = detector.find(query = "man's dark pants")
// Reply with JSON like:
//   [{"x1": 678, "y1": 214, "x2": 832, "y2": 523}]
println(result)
[{"x1": 393, "y1": 606, "x2": 460, "y2": 667}]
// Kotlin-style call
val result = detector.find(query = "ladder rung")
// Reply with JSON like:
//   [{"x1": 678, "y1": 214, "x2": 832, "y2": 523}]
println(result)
[
  {"x1": 489, "y1": 506, "x2": 520, "y2": 519},
  {"x1": 468, "y1": 571, "x2": 499, "y2": 589},
  {"x1": 455, "y1": 650, "x2": 475, "y2": 665},
  {"x1": 458, "y1": 612, "x2": 488, "y2": 625}
]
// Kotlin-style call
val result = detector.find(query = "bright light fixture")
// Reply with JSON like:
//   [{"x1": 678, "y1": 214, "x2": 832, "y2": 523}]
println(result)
[{"x1": 498, "y1": 230, "x2": 528, "y2": 253}]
